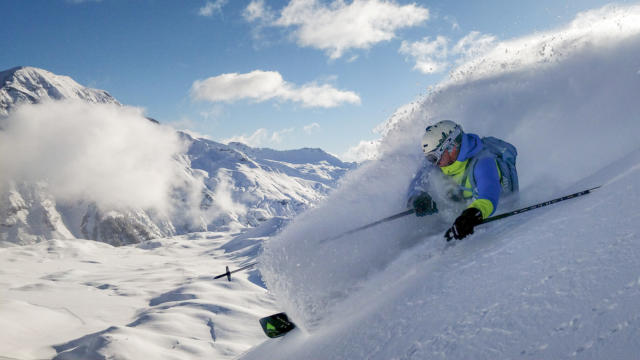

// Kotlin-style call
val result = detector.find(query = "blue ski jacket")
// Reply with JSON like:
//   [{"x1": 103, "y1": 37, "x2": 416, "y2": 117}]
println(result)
[{"x1": 407, "y1": 133, "x2": 504, "y2": 218}]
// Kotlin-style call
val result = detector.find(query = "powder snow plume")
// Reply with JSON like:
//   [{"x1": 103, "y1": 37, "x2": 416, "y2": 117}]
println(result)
[{"x1": 259, "y1": 4, "x2": 640, "y2": 329}]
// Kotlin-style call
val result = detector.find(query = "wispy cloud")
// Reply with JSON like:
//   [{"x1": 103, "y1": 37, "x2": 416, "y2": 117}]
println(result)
[
  {"x1": 199, "y1": 0, "x2": 227, "y2": 17},
  {"x1": 270, "y1": 128, "x2": 296, "y2": 144},
  {"x1": 303, "y1": 122, "x2": 320, "y2": 134},
  {"x1": 224, "y1": 123, "x2": 320, "y2": 148},
  {"x1": 341, "y1": 139, "x2": 381, "y2": 162},
  {"x1": 452, "y1": 31, "x2": 497, "y2": 58},
  {"x1": 245, "y1": 0, "x2": 430, "y2": 60},
  {"x1": 223, "y1": 127, "x2": 296, "y2": 147},
  {"x1": 400, "y1": 31, "x2": 496, "y2": 74},
  {"x1": 223, "y1": 128, "x2": 270, "y2": 147},
  {"x1": 243, "y1": 0, "x2": 275, "y2": 22},
  {"x1": 399, "y1": 35, "x2": 449, "y2": 74},
  {"x1": 190, "y1": 70, "x2": 360, "y2": 108}
]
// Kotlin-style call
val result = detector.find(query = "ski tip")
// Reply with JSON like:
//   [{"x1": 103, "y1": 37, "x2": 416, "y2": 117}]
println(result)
[{"x1": 259, "y1": 312, "x2": 296, "y2": 338}]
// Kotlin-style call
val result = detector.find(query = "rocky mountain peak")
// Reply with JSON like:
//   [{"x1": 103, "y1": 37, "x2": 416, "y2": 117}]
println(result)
[{"x1": 0, "y1": 66, "x2": 120, "y2": 117}]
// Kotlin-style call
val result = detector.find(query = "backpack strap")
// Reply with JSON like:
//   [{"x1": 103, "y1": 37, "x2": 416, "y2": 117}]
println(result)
[
  {"x1": 459, "y1": 157, "x2": 479, "y2": 197},
  {"x1": 459, "y1": 137, "x2": 519, "y2": 197}
]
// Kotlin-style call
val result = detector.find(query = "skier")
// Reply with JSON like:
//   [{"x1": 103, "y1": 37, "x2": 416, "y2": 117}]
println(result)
[{"x1": 407, "y1": 120, "x2": 519, "y2": 240}]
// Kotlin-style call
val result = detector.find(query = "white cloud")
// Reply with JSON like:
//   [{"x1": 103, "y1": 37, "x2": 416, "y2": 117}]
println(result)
[
  {"x1": 270, "y1": 128, "x2": 295, "y2": 144},
  {"x1": 222, "y1": 127, "x2": 296, "y2": 147},
  {"x1": 399, "y1": 35, "x2": 449, "y2": 74},
  {"x1": 249, "y1": 0, "x2": 429, "y2": 59},
  {"x1": 243, "y1": 0, "x2": 278, "y2": 43},
  {"x1": 443, "y1": 15, "x2": 460, "y2": 31},
  {"x1": 199, "y1": 0, "x2": 227, "y2": 17},
  {"x1": 303, "y1": 122, "x2": 320, "y2": 134},
  {"x1": 0, "y1": 100, "x2": 187, "y2": 213},
  {"x1": 341, "y1": 139, "x2": 381, "y2": 162},
  {"x1": 243, "y1": 0, "x2": 275, "y2": 22},
  {"x1": 223, "y1": 128, "x2": 269, "y2": 147},
  {"x1": 452, "y1": 31, "x2": 497, "y2": 59},
  {"x1": 190, "y1": 70, "x2": 361, "y2": 108},
  {"x1": 400, "y1": 31, "x2": 497, "y2": 74}
]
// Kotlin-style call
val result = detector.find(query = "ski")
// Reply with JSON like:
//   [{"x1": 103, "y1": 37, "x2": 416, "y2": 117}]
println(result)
[{"x1": 259, "y1": 312, "x2": 296, "y2": 338}]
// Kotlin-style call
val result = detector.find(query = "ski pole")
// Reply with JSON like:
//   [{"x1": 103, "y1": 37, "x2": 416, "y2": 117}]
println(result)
[
  {"x1": 480, "y1": 185, "x2": 600, "y2": 224},
  {"x1": 445, "y1": 185, "x2": 601, "y2": 240},
  {"x1": 319, "y1": 208, "x2": 416, "y2": 244}
]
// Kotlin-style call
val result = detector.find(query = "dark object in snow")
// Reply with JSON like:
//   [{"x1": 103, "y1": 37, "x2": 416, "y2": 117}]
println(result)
[
  {"x1": 213, "y1": 263, "x2": 258, "y2": 281},
  {"x1": 259, "y1": 312, "x2": 296, "y2": 338}
]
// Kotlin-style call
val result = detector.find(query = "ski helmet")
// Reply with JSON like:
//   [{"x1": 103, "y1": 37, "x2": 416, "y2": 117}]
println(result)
[{"x1": 421, "y1": 120, "x2": 463, "y2": 164}]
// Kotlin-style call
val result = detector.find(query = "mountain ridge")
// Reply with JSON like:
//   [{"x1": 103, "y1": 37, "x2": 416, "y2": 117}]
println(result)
[
  {"x1": 0, "y1": 66, "x2": 355, "y2": 246},
  {"x1": 0, "y1": 66, "x2": 120, "y2": 117}
]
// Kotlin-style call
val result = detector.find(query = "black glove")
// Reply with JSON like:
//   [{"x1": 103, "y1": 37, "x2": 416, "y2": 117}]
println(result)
[
  {"x1": 445, "y1": 208, "x2": 483, "y2": 241},
  {"x1": 412, "y1": 192, "x2": 438, "y2": 217}
]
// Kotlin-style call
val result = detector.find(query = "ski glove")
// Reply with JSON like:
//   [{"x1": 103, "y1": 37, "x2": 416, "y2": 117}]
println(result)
[
  {"x1": 412, "y1": 192, "x2": 438, "y2": 217},
  {"x1": 445, "y1": 208, "x2": 483, "y2": 241}
]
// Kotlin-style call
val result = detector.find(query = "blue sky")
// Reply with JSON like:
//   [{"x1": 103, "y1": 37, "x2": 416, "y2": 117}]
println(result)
[{"x1": 0, "y1": 0, "x2": 628, "y2": 160}]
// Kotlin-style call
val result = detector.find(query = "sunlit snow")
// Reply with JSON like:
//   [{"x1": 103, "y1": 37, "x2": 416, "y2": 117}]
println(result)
[{"x1": 2, "y1": 4, "x2": 640, "y2": 360}]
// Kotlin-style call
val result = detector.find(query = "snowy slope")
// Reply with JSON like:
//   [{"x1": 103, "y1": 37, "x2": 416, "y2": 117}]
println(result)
[
  {"x1": 185, "y1": 134, "x2": 354, "y2": 229},
  {"x1": 0, "y1": 225, "x2": 282, "y2": 360},
  {"x1": 0, "y1": 66, "x2": 120, "y2": 117},
  {"x1": 245, "y1": 5, "x2": 640, "y2": 359}
]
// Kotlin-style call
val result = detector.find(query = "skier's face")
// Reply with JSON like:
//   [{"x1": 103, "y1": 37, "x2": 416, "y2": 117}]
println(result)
[{"x1": 438, "y1": 144, "x2": 459, "y2": 167}]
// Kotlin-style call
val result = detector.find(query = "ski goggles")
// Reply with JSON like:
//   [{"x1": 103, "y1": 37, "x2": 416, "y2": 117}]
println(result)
[{"x1": 424, "y1": 131, "x2": 459, "y2": 165}]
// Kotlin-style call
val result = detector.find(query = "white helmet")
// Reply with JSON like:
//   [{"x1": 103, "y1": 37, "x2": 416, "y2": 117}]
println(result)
[{"x1": 421, "y1": 120, "x2": 463, "y2": 162}]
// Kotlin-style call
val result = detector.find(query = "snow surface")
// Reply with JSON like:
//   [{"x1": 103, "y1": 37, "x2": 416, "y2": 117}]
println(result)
[
  {"x1": 248, "y1": 4, "x2": 640, "y2": 359},
  {"x1": 0, "y1": 222, "x2": 282, "y2": 359},
  {"x1": 2, "y1": 4, "x2": 640, "y2": 360}
]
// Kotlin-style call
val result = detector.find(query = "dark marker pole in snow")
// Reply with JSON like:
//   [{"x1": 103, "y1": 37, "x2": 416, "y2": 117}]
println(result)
[{"x1": 214, "y1": 262, "x2": 258, "y2": 281}]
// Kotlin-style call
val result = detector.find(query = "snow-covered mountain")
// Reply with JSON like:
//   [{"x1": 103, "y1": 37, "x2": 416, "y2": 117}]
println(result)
[
  {"x1": 181, "y1": 133, "x2": 354, "y2": 230},
  {"x1": 0, "y1": 67, "x2": 355, "y2": 246},
  {"x1": 3, "y1": 5, "x2": 640, "y2": 360},
  {"x1": 0, "y1": 66, "x2": 120, "y2": 117}
]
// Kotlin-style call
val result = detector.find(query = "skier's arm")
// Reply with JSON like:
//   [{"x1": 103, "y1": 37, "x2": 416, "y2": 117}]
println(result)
[
  {"x1": 405, "y1": 160, "x2": 434, "y2": 208},
  {"x1": 468, "y1": 157, "x2": 501, "y2": 218}
]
